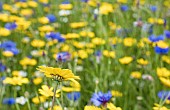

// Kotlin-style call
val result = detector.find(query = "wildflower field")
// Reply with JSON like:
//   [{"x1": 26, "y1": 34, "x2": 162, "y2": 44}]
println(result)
[{"x1": 1, "y1": 0, "x2": 170, "y2": 110}]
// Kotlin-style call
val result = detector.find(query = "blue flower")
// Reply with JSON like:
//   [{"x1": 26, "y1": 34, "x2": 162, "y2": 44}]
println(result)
[
  {"x1": 46, "y1": 14, "x2": 56, "y2": 23},
  {"x1": 155, "y1": 46, "x2": 169, "y2": 54},
  {"x1": 3, "y1": 98, "x2": 16, "y2": 105},
  {"x1": 95, "y1": 51, "x2": 102, "y2": 57},
  {"x1": 164, "y1": 30, "x2": 170, "y2": 38},
  {"x1": 5, "y1": 22, "x2": 17, "y2": 30},
  {"x1": 90, "y1": 91, "x2": 112, "y2": 106},
  {"x1": 56, "y1": 52, "x2": 71, "y2": 62},
  {"x1": 46, "y1": 32, "x2": 65, "y2": 42},
  {"x1": 158, "y1": 91, "x2": 170, "y2": 100},
  {"x1": 0, "y1": 62, "x2": 6, "y2": 72},
  {"x1": 150, "y1": 5, "x2": 157, "y2": 12},
  {"x1": 67, "y1": 92, "x2": 81, "y2": 101},
  {"x1": 62, "y1": 1, "x2": 70, "y2": 4},
  {"x1": 148, "y1": 34, "x2": 164, "y2": 42},
  {"x1": 120, "y1": 5, "x2": 129, "y2": 11},
  {"x1": 0, "y1": 2, "x2": 3, "y2": 11},
  {"x1": 0, "y1": 41, "x2": 19, "y2": 55},
  {"x1": 81, "y1": 0, "x2": 88, "y2": 2}
]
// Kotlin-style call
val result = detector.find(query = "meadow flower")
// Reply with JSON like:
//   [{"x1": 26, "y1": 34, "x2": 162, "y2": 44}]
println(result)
[
  {"x1": 46, "y1": 14, "x2": 56, "y2": 23},
  {"x1": 164, "y1": 30, "x2": 170, "y2": 38},
  {"x1": 56, "y1": 52, "x2": 71, "y2": 62},
  {"x1": 59, "y1": 10, "x2": 72, "y2": 16},
  {"x1": 32, "y1": 96, "x2": 46, "y2": 104},
  {"x1": 3, "y1": 76, "x2": 29, "y2": 85},
  {"x1": 16, "y1": 96, "x2": 27, "y2": 105},
  {"x1": 119, "y1": 56, "x2": 133, "y2": 64},
  {"x1": 67, "y1": 92, "x2": 81, "y2": 101},
  {"x1": 99, "y1": 2, "x2": 114, "y2": 15},
  {"x1": 59, "y1": 1, "x2": 73, "y2": 10},
  {"x1": 46, "y1": 32, "x2": 65, "y2": 42},
  {"x1": 137, "y1": 58, "x2": 148, "y2": 65},
  {"x1": 33, "y1": 77, "x2": 43, "y2": 85},
  {"x1": 131, "y1": 71, "x2": 142, "y2": 79},
  {"x1": 3, "y1": 98, "x2": 16, "y2": 105},
  {"x1": 4, "y1": 22, "x2": 17, "y2": 30},
  {"x1": 37, "y1": 66, "x2": 80, "y2": 82},
  {"x1": 111, "y1": 90, "x2": 123, "y2": 97},
  {"x1": 158, "y1": 91, "x2": 170, "y2": 100},
  {"x1": 0, "y1": 28, "x2": 11, "y2": 36},
  {"x1": 123, "y1": 37, "x2": 136, "y2": 47},
  {"x1": 153, "y1": 103, "x2": 169, "y2": 110},
  {"x1": 0, "y1": 62, "x2": 6, "y2": 72},
  {"x1": 84, "y1": 106, "x2": 102, "y2": 110},
  {"x1": 162, "y1": 55, "x2": 170, "y2": 64},
  {"x1": 70, "y1": 22, "x2": 87, "y2": 28},
  {"x1": 150, "y1": 5, "x2": 157, "y2": 12},
  {"x1": 31, "y1": 39, "x2": 45, "y2": 48},
  {"x1": 157, "y1": 67, "x2": 170, "y2": 77},
  {"x1": 107, "y1": 103, "x2": 122, "y2": 110},
  {"x1": 159, "y1": 77, "x2": 170, "y2": 87},
  {"x1": 2, "y1": 51, "x2": 14, "y2": 57},
  {"x1": 48, "y1": 105, "x2": 62, "y2": 110},
  {"x1": 38, "y1": 85, "x2": 60, "y2": 98},
  {"x1": 120, "y1": 5, "x2": 129, "y2": 11},
  {"x1": 62, "y1": 81, "x2": 81, "y2": 92},
  {"x1": 148, "y1": 34, "x2": 164, "y2": 42},
  {"x1": 155, "y1": 41, "x2": 169, "y2": 54},
  {"x1": 19, "y1": 57, "x2": 37, "y2": 66},
  {"x1": 90, "y1": 91, "x2": 112, "y2": 106}
]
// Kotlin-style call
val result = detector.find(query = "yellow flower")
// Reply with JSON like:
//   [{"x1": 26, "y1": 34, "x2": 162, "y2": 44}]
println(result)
[
  {"x1": 153, "y1": 103, "x2": 169, "y2": 110},
  {"x1": 78, "y1": 50, "x2": 88, "y2": 59},
  {"x1": 0, "y1": 28, "x2": 11, "y2": 36},
  {"x1": 27, "y1": 1, "x2": 38, "y2": 8},
  {"x1": 59, "y1": 4, "x2": 73, "y2": 10},
  {"x1": 62, "y1": 81, "x2": 81, "y2": 92},
  {"x1": 79, "y1": 31, "x2": 95, "y2": 38},
  {"x1": 157, "y1": 19, "x2": 164, "y2": 25},
  {"x1": 33, "y1": 77, "x2": 43, "y2": 85},
  {"x1": 84, "y1": 106, "x2": 102, "y2": 110},
  {"x1": 38, "y1": 17, "x2": 49, "y2": 24},
  {"x1": 19, "y1": 57, "x2": 37, "y2": 66},
  {"x1": 20, "y1": 9, "x2": 33, "y2": 16},
  {"x1": 70, "y1": 22, "x2": 87, "y2": 28},
  {"x1": 38, "y1": 25, "x2": 54, "y2": 32},
  {"x1": 38, "y1": 85, "x2": 60, "y2": 98},
  {"x1": 109, "y1": 37, "x2": 122, "y2": 45},
  {"x1": 123, "y1": 37, "x2": 136, "y2": 47},
  {"x1": 92, "y1": 38, "x2": 105, "y2": 45},
  {"x1": 156, "y1": 41, "x2": 169, "y2": 48},
  {"x1": 107, "y1": 103, "x2": 122, "y2": 110},
  {"x1": 32, "y1": 96, "x2": 46, "y2": 104},
  {"x1": 12, "y1": 71, "x2": 19, "y2": 76},
  {"x1": 157, "y1": 67, "x2": 170, "y2": 77},
  {"x1": 37, "y1": 66, "x2": 80, "y2": 82},
  {"x1": 159, "y1": 77, "x2": 170, "y2": 87},
  {"x1": 3, "y1": 77, "x2": 29, "y2": 86},
  {"x1": 99, "y1": 2, "x2": 114, "y2": 15},
  {"x1": 31, "y1": 39, "x2": 45, "y2": 48},
  {"x1": 162, "y1": 55, "x2": 170, "y2": 64},
  {"x1": 16, "y1": 20, "x2": 31, "y2": 30},
  {"x1": 48, "y1": 105, "x2": 62, "y2": 110},
  {"x1": 148, "y1": 18, "x2": 156, "y2": 24},
  {"x1": 119, "y1": 56, "x2": 133, "y2": 64},
  {"x1": 0, "y1": 14, "x2": 9, "y2": 22},
  {"x1": 111, "y1": 90, "x2": 123, "y2": 97},
  {"x1": 137, "y1": 58, "x2": 148, "y2": 65},
  {"x1": 117, "y1": 0, "x2": 127, "y2": 3},
  {"x1": 2, "y1": 51, "x2": 14, "y2": 57},
  {"x1": 131, "y1": 71, "x2": 141, "y2": 79},
  {"x1": 64, "y1": 33, "x2": 80, "y2": 39},
  {"x1": 103, "y1": 50, "x2": 116, "y2": 58}
]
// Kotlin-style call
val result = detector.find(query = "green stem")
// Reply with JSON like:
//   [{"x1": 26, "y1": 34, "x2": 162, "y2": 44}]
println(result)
[{"x1": 51, "y1": 82, "x2": 59, "y2": 110}]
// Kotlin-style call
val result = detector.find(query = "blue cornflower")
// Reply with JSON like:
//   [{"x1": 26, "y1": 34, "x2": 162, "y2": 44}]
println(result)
[
  {"x1": 120, "y1": 5, "x2": 129, "y2": 11},
  {"x1": 95, "y1": 51, "x2": 102, "y2": 57},
  {"x1": 46, "y1": 32, "x2": 65, "y2": 42},
  {"x1": 62, "y1": 1, "x2": 70, "y2": 4},
  {"x1": 90, "y1": 91, "x2": 112, "y2": 106},
  {"x1": 158, "y1": 91, "x2": 170, "y2": 100},
  {"x1": 0, "y1": 41, "x2": 19, "y2": 55},
  {"x1": 5, "y1": 22, "x2": 17, "y2": 30},
  {"x1": 148, "y1": 34, "x2": 164, "y2": 42},
  {"x1": 0, "y1": 2, "x2": 3, "y2": 11},
  {"x1": 155, "y1": 46, "x2": 169, "y2": 54},
  {"x1": 164, "y1": 30, "x2": 170, "y2": 39},
  {"x1": 81, "y1": 0, "x2": 88, "y2": 2},
  {"x1": 56, "y1": 52, "x2": 71, "y2": 62},
  {"x1": 0, "y1": 62, "x2": 6, "y2": 72},
  {"x1": 3, "y1": 98, "x2": 16, "y2": 105},
  {"x1": 67, "y1": 92, "x2": 81, "y2": 101},
  {"x1": 46, "y1": 14, "x2": 56, "y2": 23},
  {"x1": 150, "y1": 5, "x2": 157, "y2": 12}
]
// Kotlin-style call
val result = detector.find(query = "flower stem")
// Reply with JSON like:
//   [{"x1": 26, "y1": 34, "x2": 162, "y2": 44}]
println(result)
[{"x1": 51, "y1": 82, "x2": 59, "y2": 110}]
